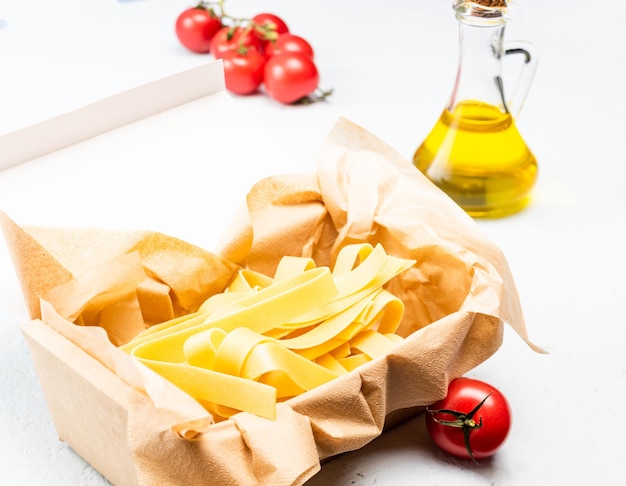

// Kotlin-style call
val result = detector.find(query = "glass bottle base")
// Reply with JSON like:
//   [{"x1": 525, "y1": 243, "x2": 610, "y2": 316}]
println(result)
[{"x1": 460, "y1": 194, "x2": 532, "y2": 219}]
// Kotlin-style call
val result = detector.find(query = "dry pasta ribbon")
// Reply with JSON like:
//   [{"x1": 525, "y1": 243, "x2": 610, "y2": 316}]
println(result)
[{"x1": 122, "y1": 243, "x2": 415, "y2": 421}]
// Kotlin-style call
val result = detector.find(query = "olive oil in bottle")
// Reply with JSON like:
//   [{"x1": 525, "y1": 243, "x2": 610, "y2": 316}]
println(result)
[{"x1": 413, "y1": 100, "x2": 538, "y2": 218}]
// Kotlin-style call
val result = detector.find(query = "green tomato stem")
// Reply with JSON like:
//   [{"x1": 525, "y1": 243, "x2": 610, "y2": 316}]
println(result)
[
  {"x1": 293, "y1": 88, "x2": 334, "y2": 105},
  {"x1": 426, "y1": 392, "x2": 492, "y2": 463}
]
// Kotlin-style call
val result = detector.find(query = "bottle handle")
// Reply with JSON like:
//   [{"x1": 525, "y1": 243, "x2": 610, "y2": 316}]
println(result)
[{"x1": 501, "y1": 40, "x2": 538, "y2": 119}]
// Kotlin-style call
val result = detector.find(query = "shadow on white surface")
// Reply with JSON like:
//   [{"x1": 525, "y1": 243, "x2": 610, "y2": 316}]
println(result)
[{"x1": 304, "y1": 413, "x2": 501, "y2": 486}]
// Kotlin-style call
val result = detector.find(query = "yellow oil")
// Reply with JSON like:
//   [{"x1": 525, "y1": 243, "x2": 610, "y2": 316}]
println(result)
[{"x1": 413, "y1": 100, "x2": 538, "y2": 218}]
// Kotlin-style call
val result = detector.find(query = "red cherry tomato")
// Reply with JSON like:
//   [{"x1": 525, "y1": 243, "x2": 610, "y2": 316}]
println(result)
[
  {"x1": 175, "y1": 7, "x2": 222, "y2": 54},
  {"x1": 210, "y1": 26, "x2": 263, "y2": 60},
  {"x1": 222, "y1": 48, "x2": 266, "y2": 95},
  {"x1": 252, "y1": 12, "x2": 290, "y2": 40},
  {"x1": 425, "y1": 377, "x2": 512, "y2": 461},
  {"x1": 264, "y1": 52, "x2": 319, "y2": 104},
  {"x1": 265, "y1": 34, "x2": 314, "y2": 59}
]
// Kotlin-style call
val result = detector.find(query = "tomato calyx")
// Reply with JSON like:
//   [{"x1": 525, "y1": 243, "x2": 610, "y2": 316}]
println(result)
[
  {"x1": 426, "y1": 392, "x2": 492, "y2": 462},
  {"x1": 193, "y1": 0, "x2": 224, "y2": 15},
  {"x1": 193, "y1": 1, "x2": 216, "y2": 14},
  {"x1": 292, "y1": 88, "x2": 334, "y2": 105},
  {"x1": 207, "y1": 11, "x2": 283, "y2": 51},
  {"x1": 251, "y1": 21, "x2": 279, "y2": 42},
  {"x1": 222, "y1": 19, "x2": 281, "y2": 44},
  {"x1": 225, "y1": 26, "x2": 238, "y2": 41}
]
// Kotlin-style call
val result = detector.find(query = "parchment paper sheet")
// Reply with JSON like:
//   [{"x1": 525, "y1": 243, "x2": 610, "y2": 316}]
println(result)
[{"x1": 1, "y1": 117, "x2": 541, "y2": 485}]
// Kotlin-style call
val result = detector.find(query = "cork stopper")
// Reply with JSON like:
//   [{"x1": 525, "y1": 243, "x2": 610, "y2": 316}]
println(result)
[
  {"x1": 474, "y1": 0, "x2": 506, "y2": 6},
  {"x1": 453, "y1": 0, "x2": 508, "y2": 20}
]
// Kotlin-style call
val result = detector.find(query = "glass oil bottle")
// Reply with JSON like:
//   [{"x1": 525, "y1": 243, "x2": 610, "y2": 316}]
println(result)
[{"x1": 413, "y1": 0, "x2": 538, "y2": 218}]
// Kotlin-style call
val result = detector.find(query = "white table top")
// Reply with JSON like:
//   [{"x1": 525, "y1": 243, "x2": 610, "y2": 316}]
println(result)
[{"x1": 1, "y1": 0, "x2": 625, "y2": 484}]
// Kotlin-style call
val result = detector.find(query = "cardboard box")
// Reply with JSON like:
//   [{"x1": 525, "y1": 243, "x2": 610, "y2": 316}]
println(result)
[
  {"x1": 21, "y1": 318, "x2": 141, "y2": 486},
  {"x1": 0, "y1": 63, "x2": 224, "y2": 171},
  {"x1": 19, "y1": 315, "x2": 421, "y2": 486},
  {"x1": 1, "y1": 62, "x2": 536, "y2": 485}
]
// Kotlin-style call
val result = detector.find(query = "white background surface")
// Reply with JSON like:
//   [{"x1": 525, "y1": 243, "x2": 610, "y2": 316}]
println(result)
[{"x1": 1, "y1": 0, "x2": 625, "y2": 484}]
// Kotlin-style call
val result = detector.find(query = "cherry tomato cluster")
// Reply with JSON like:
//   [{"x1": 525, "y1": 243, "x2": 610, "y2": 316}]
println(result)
[{"x1": 175, "y1": 2, "x2": 330, "y2": 104}]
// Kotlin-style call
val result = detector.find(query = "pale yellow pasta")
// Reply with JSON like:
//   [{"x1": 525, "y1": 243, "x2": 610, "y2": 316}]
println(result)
[{"x1": 122, "y1": 243, "x2": 415, "y2": 421}]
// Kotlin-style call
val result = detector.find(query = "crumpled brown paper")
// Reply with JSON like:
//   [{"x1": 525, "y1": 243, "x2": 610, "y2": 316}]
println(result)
[{"x1": 1, "y1": 117, "x2": 542, "y2": 486}]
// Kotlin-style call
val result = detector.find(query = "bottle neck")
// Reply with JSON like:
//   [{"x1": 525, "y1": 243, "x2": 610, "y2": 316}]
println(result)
[{"x1": 447, "y1": 19, "x2": 508, "y2": 113}]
